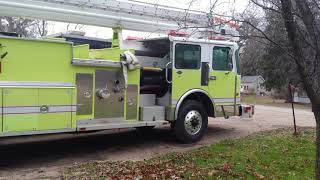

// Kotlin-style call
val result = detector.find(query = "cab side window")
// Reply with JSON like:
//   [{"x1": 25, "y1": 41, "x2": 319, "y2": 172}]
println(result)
[
  {"x1": 212, "y1": 46, "x2": 232, "y2": 71},
  {"x1": 175, "y1": 43, "x2": 201, "y2": 69}
]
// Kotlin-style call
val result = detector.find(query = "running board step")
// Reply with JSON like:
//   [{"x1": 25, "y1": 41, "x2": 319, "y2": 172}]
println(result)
[{"x1": 77, "y1": 119, "x2": 168, "y2": 131}]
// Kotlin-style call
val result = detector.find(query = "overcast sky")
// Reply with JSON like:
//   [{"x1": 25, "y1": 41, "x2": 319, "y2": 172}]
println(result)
[{"x1": 47, "y1": 0, "x2": 249, "y2": 39}]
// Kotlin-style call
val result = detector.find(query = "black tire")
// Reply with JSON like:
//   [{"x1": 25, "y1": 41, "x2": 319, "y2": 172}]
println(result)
[
  {"x1": 170, "y1": 121, "x2": 176, "y2": 132},
  {"x1": 174, "y1": 100, "x2": 208, "y2": 143},
  {"x1": 170, "y1": 121, "x2": 176, "y2": 129},
  {"x1": 136, "y1": 126, "x2": 155, "y2": 134}
]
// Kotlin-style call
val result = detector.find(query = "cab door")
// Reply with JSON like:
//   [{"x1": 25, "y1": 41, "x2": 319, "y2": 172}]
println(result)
[
  {"x1": 209, "y1": 45, "x2": 237, "y2": 105},
  {"x1": 172, "y1": 43, "x2": 203, "y2": 101}
]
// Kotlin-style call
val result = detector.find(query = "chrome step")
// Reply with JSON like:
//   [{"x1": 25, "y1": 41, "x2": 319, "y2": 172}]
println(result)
[{"x1": 77, "y1": 119, "x2": 168, "y2": 131}]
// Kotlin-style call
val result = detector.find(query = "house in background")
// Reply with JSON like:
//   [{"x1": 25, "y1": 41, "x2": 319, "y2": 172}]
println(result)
[
  {"x1": 241, "y1": 76, "x2": 267, "y2": 95},
  {"x1": 293, "y1": 87, "x2": 311, "y2": 104}
]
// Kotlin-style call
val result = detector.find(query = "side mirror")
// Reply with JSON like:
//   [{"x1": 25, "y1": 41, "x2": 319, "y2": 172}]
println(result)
[{"x1": 201, "y1": 62, "x2": 210, "y2": 86}]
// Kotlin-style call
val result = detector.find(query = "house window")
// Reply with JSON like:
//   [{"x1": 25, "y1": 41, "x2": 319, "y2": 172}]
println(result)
[
  {"x1": 212, "y1": 46, "x2": 232, "y2": 71},
  {"x1": 175, "y1": 43, "x2": 201, "y2": 69}
]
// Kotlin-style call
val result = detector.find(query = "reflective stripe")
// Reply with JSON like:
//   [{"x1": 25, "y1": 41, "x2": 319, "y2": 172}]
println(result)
[
  {"x1": 213, "y1": 98, "x2": 241, "y2": 103},
  {"x1": 0, "y1": 81, "x2": 75, "y2": 88},
  {"x1": 0, "y1": 129, "x2": 75, "y2": 137},
  {"x1": 48, "y1": 106, "x2": 75, "y2": 113},
  {"x1": 2, "y1": 105, "x2": 77, "y2": 115},
  {"x1": 0, "y1": 81, "x2": 73, "y2": 86},
  {"x1": 3, "y1": 107, "x2": 39, "y2": 114},
  {"x1": 71, "y1": 105, "x2": 77, "y2": 112}
]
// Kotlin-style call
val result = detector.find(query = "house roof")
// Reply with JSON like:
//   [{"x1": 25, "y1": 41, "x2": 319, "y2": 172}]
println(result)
[{"x1": 241, "y1": 76, "x2": 265, "y2": 83}]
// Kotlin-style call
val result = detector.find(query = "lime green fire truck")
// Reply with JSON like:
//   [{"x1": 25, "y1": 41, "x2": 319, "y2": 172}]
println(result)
[{"x1": 0, "y1": 0, "x2": 242, "y2": 143}]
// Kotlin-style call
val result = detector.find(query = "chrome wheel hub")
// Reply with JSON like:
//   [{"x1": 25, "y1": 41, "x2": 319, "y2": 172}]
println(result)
[{"x1": 184, "y1": 110, "x2": 202, "y2": 135}]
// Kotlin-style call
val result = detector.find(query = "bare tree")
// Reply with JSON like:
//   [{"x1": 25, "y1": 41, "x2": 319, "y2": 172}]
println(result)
[
  {"x1": 242, "y1": 0, "x2": 320, "y2": 178},
  {"x1": 240, "y1": 6, "x2": 302, "y2": 99},
  {"x1": 185, "y1": 0, "x2": 320, "y2": 177},
  {"x1": 35, "y1": 20, "x2": 48, "y2": 37},
  {"x1": 0, "y1": 16, "x2": 48, "y2": 37},
  {"x1": 66, "y1": 23, "x2": 85, "y2": 32},
  {"x1": 280, "y1": 0, "x2": 320, "y2": 178}
]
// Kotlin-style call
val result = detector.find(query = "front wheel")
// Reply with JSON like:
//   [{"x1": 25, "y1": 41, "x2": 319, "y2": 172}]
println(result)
[{"x1": 174, "y1": 100, "x2": 208, "y2": 143}]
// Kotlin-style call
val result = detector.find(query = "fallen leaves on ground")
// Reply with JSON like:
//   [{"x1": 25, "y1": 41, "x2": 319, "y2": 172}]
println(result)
[
  {"x1": 62, "y1": 128, "x2": 315, "y2": 180},
  {"x1": 64, "y1": 158, "x2": 202, "y2": 179}
]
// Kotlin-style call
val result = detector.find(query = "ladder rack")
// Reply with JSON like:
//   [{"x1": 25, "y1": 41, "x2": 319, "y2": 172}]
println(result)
[{"x1": 0, "y1": 0, "x2": 210, "y2": 33}]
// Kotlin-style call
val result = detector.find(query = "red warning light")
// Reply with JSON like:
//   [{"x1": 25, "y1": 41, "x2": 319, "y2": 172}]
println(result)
[
  {"x1": 209, "y1": 36, "x2": 225, "y2": 40},
  {"x1": 168, "y1": 30, "x2": 188, "y2": 37},
  {"x1": 126, "y1": 36, "x2": 143, "y2": 40}
]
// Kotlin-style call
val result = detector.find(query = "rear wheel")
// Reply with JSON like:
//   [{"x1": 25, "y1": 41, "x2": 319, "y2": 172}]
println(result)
[{"x1": 174, "y1": 100, "x2": 208, "y2": 143}]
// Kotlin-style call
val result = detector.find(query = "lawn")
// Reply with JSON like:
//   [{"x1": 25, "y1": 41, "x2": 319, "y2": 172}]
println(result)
[
  {"x1": 62, "y1": 128, "x2": 316, "y2": 179},
  {"x1": 241, "y1": 95, "x2": 311, "y2": 110}
]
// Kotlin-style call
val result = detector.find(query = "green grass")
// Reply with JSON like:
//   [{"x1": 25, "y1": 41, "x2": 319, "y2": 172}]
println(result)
[
  {"x1": 241, "y1": 95, "x2": 311, "y2": 110},
  {"x1": 63, "y1": 128, "x2": 316, "y2": 179}
]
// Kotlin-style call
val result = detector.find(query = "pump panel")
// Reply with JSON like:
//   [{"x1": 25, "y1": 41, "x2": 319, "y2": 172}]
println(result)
[{"x1": 94, "y1": 69, "x2": 125, "y2": 119}]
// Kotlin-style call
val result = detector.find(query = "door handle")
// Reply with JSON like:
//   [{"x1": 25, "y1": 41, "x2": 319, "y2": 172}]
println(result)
[
  {"x1": 0, "y1": 44, "x2": 8, "y2": 60},
  {"x1": 165, "y1": 62, "x2": 172, "y2": 84},
  {"x1": 177, "y1": 71, "x2": 183, "y2": 75},
  {"x1": 209, "y1": 76, "x2": 216, "y2": 80},
  {"x1": 1, "y1": 52, "x2": 8, "y2": 60}
]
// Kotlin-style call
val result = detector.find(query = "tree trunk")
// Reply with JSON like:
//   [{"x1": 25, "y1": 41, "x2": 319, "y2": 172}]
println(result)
[
  {"x1": 315, "y1": 110, "x2": 320, "y2": 179},
  {"x1": 279, "y1": 0, "x2": 320, "y2": 178}
]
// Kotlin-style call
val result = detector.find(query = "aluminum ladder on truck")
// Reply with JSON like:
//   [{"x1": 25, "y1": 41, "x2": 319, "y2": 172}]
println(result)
[{"x1": 0, "y1": 0, "x2": 211, "y2": 33}]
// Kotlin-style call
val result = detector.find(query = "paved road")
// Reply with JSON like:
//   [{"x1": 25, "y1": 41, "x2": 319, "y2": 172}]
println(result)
[{"x1": 0, "y1": 105, "x2": 316, "y2": 179}]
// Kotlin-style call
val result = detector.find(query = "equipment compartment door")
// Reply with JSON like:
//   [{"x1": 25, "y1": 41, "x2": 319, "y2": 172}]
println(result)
[
  {"x1": 38, "y1": 89, "x2": 73, "y2": 130},
  {"x1": 3, "y1": 88, "x2": 38, "y2": 132}
]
